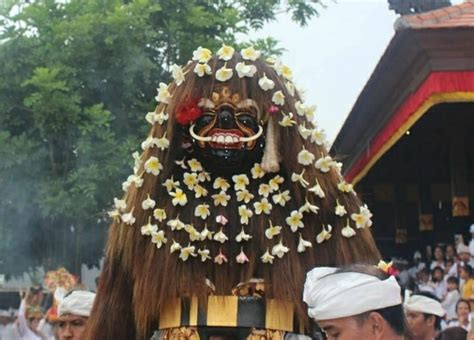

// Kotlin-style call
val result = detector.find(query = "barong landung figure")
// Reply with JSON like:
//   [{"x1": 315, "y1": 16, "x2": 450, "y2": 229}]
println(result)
[{"x1": 85, "y1": 45, "x2": 381, "y2": 339}]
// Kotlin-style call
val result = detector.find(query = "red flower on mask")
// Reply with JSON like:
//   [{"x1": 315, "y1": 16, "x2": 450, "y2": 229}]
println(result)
[{"x1": 176, "y1": 100, "x2": 202, "y2": 125}]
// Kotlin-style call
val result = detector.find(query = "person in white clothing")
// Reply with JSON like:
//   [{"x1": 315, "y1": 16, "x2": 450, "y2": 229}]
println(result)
[
  {"x1": 57, "y1": 290, "x2": 95, "y2": 340},
  {"x1": 442, "y1": 276, "x2": 460, "y2": 321},
  {"x1": 405, "y1": 291, "x2": 445, "y2": 340},
  {"x1": 446, "y1": 299, "x2": 471, "y2": 332}
]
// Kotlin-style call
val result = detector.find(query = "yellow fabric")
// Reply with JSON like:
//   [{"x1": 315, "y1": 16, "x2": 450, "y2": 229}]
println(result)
[
  {"x1": 265, "y1": 299, "x2": 294, "y2": 332},
  {"x1": 206, "y1": 296, "x2": 238, "y2": 327},
  {"x1": 462, "y1": 278, "x2": 474, "y2": 311},
  {"x1": 189, "y1": 296, "x2": 198, "y2": 327},
  {"x1": 159, "y1": 298, "x2": 181, "y2": 329}
]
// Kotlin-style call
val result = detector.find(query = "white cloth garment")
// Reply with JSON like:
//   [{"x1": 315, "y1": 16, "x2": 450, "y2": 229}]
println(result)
[
  {"x1": 303, "y1": 267, "x2": 402, "y2": 321},
  {"x1": 442, "y1": 290, "x2": 460, "y2": 320},
  {"x1": 404, "y1": 294, "x2": 445, "y2": 317},
  {"x1": 58, "y1": 290, "x2": 96, "y2": 317}
]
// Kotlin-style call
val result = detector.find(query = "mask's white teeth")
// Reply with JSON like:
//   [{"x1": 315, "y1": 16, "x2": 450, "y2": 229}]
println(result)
[
  {"x1": 189, "y1": 124, "x2": 212, "y2": 142},
  {"x1": 224, "y1": 136, "x2": 233, "y2": 144},
  {"x1": 238, "y1": 125, "x2": 263, "y2": 142},
  {"x1": 211, "y1": 135, "x2": 218, "y2": 142},
  {"x1": 217, "y1": 135, "x2": 225, "y2": 144},
  {"x1": 232, "y1": 136, "x2": 239, "y2": 143}
]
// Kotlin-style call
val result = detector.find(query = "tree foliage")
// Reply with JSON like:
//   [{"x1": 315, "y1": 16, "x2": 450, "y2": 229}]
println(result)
[{"x1": 0, "y1": 0, "x2": 324, "y2": 277}]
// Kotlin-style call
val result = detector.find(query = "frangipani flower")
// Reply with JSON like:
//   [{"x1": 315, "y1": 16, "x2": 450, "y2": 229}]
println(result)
[
  {"x1": 232, "y1": 174, "x2": 249, "y2": 191},
  {"x1": 185, "y1": 224, "x2": 201, "y2": 242},
  {"x1": 235, "y1": 62, "x2": 257, "y2": 78},
  {"x1": 236, "y1": 248, "x2": 249, "y2": 264},
  {"x1": 286, "y1": 210, "x2": 304, "y2": 232},
  {"x1": 236, "y1": 227, "x2": 252, "y2": 242},
  {"x1": 258, "y1": 183, "x2": 271, "y2": 198},
  {"x1": 315, "y1": 156, "x2": 335, "y2": 173},
  {"x1": 141, "y1": 217, "x2": 158, "y2": 236},
  {"x1": 280, "y1": 65, "x2": 293, "y2": 80},
  {"x1": 308, "y1": 180, "x2": 325, "y2": 198},
  {"x1": 265, "y1": 220, "x2": 282, "y2": 239},
  {"x1": 175, "y1": 158, "x2": 188, "y2": 169},
  {"x1": 145, "y1": 110, "x2": 169, "y2": 125},
  {"x1": 251, "y1": 163, "x2": 265, "y2": 179},
  {"x1": 132, "y1": 151, "x2": 141, "y2": 174},
  {"x1": 269, "y1": 175, "x2": 284, "y2": 191},
  {"x1": 215, "y1": 63, "x2": 233, "y2": 82},
  {"x1": 254, "y1": 198, "x2": 272, "y2": 215},
  {"x1": 200, "y1": 225, "x2": 214, "y2": 240},
  {"x1": 213, "y1": 177, "x2": 230, "y2": 191},
  {"x1": 179, "y1": 243, "x2": 197, "y2": 261},
  {"x1": 194, "y1": 184, "x2": 208, "y2": 198},
  {"x1": 295, "y1": 101, "x2": 307, "y2": 116},
  {"x1": 297, "y1": 147, "x2": 315, "y2": 166},
  {"x1": 183, "y1": 172, "x2": 198, "y2": 190},
  {"x1": 153, "y1": 208, "x2": 166, "y2": 222},
  {"x1": 298, "y1": 123, "x2": 313, "y2": 140},
  {"x1": 271, "y1": 90, "x2": 285, "y2": 106},
  {"x1": 291, "y1": 169, "x2": 309, "y2": 188},
  {"x1": 213, "y1": 228, "x2": 229, "y2": 244},
  {"x1": 272, "y1": 190, "x2": 291, "y2": 207},
  {"x1": 194, "y1": 63, "x2": 212, "y2": 77},
  {"x1": 342, "y1": 220, "x2": 356, "y2": 238},
  {"x1": 236, "y1": 190, "x2": 254, "y2": 203},
  {"x1": 167, "y1": 216, "x2": 185, "y2": 231},
  {"x1": 214, "y1": 249, "x2": 228, "y2": 265},
  {"x1": 144, "y1": 157, "x2": 163, "y2": 176},
  {"x1": 155, "y1": 133, "x2": 170, "y2": 150},
  {"x1": 285, "y1": 81, "x2": 295, "y2": 96},
  {"x1": 192, "y1": 46, "x2": 212, "y2": 63},
  {"x1": 169, "y1": 188, "x2": 187, "y2": 206},
  {"x1": 198, "y1": 248, "x2": 211, "y2": 262},
  {"x1": 217, "y1": 44, "x2": 235, "y2": 61},
  {"x1": 335, "y1": 200, "x2": 347, "y2": 217},
  {"x1": 141, "y1": 136, "x2": 156, "y2": 150},
  {"x1": 338, "y1": 181, "x2": 354, "y2": 193},
  {"x1": 108, "y1": 209, "x2": 121, "y2": 222},
  {"x1": 114, "y1": 198, "x2": 127, "y2": 212},
  {"x1": 122, "y1": 208, "x2": 136, "y2": 225},
  {"x1": 155, "y1": 82, "x2": 172, "y2": 104},
  {"x1": 187, "y1": 158, "x2": 203, "y2": 172},
  {"x1": 351, "y1": 205, "x2": 373, "y2": 228},
  {"x1": 258, "y1": 74, "x2": 275, "y2": 91},
  {"x1": 163, "y1": 177, "x2": 180, "y2": 192},
  {"x1": 151, "y1": 230, "x2": 167, "y2": 249},
  {"x1": 241, "y1": 46, "x2": 260, "y2": 61},
  {"x1": 316, "y1": 224, "x2": 333, "y2": 244},
  {"x1": 261, "y1": 248, "x2": 275, "y2": 264},
  {"x1": 141, "y1": 194, "x2": 156, "y2": 210},
  {"x1": 171, "y1": 64, "x2": 185, "y2": 86},
  {"x1": 194, "y1": 203, "x2": 210, "y2": 220},
  {"x1": 272, "y1": 239, "x2": 290, "y2": 258},
  {"x1": 238, "y1": 205, "x2": 253, "y2": 225},
  {"x1": 299, "y1": 198, "x2": 319, "y2": 214},
  {"x1": 212, "y1": 191, "x2": 231, "y2": 207},
  {"x1": 279, "y1": 112, "x2": 296, "y2": 127},
  {"x1": 170, "y1": 239, "x2": 181, "y2": 253},
  {"x1": 122, "y1": 174, "x2": 143, "y2": 192},
  {"x1": 305, "y1": 105, "x2": 316, "y2": 120},
  {"x1": 311, "y1": 128, "x2": 326, "y2": 146},
  {"x1": 297, "y1": 233, "x2": 312, "y2": 253},
  {"x1": 216, "y1": 215, "x2": 229, "y2": 226}
]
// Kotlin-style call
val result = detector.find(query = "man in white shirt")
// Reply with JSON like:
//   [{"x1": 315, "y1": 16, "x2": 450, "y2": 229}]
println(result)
[{"x1": 405, "y1": 292, "x2": 445, "y2": 340}]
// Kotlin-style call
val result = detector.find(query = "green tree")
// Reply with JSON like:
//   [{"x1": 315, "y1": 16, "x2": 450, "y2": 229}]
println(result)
[{"x1": 0, "y1": 0, "x2": 325, "y2": 277}]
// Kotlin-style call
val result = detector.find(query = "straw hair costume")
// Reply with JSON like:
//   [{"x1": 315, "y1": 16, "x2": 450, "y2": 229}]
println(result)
[{"x1": 85, "y1": 46, "x2": 380, "y2": 339}]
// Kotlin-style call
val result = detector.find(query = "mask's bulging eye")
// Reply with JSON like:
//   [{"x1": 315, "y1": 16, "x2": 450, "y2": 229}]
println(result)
[{"x1": 236, "y1": 112, "x2": 255, "y2": 126}]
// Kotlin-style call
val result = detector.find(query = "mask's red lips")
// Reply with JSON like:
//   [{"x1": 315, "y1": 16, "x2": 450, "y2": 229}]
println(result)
[{"x1": 207, "y1": 128, "x2": 243, "y2": 149}]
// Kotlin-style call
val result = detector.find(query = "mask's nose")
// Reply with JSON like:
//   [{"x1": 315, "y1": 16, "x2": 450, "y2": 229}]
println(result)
[{"x1": 216, "y1": 108, "x2": 235, "y2": 129}]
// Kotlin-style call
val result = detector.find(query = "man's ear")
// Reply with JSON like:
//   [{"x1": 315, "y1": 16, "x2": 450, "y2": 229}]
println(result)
[{"x1": 367, "y1": 312, "x2": 387, "y2": 339}]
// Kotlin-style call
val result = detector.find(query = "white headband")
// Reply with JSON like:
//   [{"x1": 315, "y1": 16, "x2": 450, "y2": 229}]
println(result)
[
  {"x1": 303, "y1": 267, "x2": 402, "y2": 321},
  {"x1": 404, "y1": 295, "x2": 445, "y2": 317},
  {"x1": 58, "y1": 290, "x2": 96, "y2": 317}
]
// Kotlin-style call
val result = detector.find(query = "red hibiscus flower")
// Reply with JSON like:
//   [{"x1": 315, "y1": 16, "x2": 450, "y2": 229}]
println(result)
[{"x1": 176, "y1": 100, "x2": 202, "y2": 125}]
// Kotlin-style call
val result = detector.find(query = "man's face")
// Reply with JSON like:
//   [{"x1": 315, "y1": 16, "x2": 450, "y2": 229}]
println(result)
[
  {"x1": 317, "y1": 316, "x2": 377, "y2": 340},
  {"x1": 57, "y1": 314, "x2": 88, "y2": 340},
  {"x1": 405, "y1": 310, "x2": 433, "y2": 338}
]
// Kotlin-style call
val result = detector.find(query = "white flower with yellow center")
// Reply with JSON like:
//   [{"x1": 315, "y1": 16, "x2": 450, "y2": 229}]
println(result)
[
  {"x1": 235, "y1": 62, "x2": 257, "y2": 78},
  {"x1": 291, "y1": 169, "x2": 309, "y2": 188},
  {"x1": 171, "y1": 64, "x2": 185, "y2": 86},
  {"x1": 272, "y1": 239, "x2": 290, "y2": 258},
  {"x1": 309, "y1": 180, "x2": 325, "y2": 198},
  {"x1": 141, "y1": 218, "x2": 158, "y2": 236},
  {"x1": 254, "y1": 198, "x2": 272, "y2": 215},
  {"x1": 194, "y1": 63, "x2": 212, "y2": 77},
  {"x1": 232, "y1": 174, "x2": 249, "y2": 191},
  {"x1": 194, "y1": 203, "x2": 210, "y2": 220},
  {"x1": 151, "y1": 230, "x2": 167, "y2": 249},
  {"x1": 155, "y1": 133, "x2": 170, "y2": 150},
  {"x1": 187, "y1": 158, "x2": 203, "y2": 172},
  {"x1": 162, "y1": 177, "x2": 179, "y2": 192},
  {"x1": 141, "y1": 136, "x2": 156, "y2": 150},
  {"x1": 141, "y1": 194, "x2": 156, "y2": 210},
  {"x1": 338, "y1": 181, "x2": 354, "y2": 193},
  {"x1": 236, "y1": 189, "x2": 254, "y2": 203},
  {"x1": 279, "y1": 112, "x2": 296, "y2": 127},
  {"x1": 269, "y1": 175, "x2": 284, "y2": 191},
  {"x1": 335, "y1": 200, "x2": 347, "y2": 217},
  {"x1": 236, "y1": 227, "x2": 252, "y2": 242},
  {"x1": 258, "y1": 183, "x2": 271, "y2": 198},
  {"x1": 238, "y1": 205, "x2": 253, "y2": 225},
  {"x1": 217, "y1": 44, "x2": 235, "y2": 61},
  {"x1": 192, "y1": 46, "x2": 212, "y2": 63},
  {"x1": 311, "y1": 128, "x2": 326, "y2": 146},
  {"x1": 316, "y1": 224, "x2": 333, "y2": 244},
  {"x1": 212, "y1": 191, "x2": 231, "y2": 207},
  {"x1": 299, "y1": 198, "x2": 319, "y2": 214},
  {"x1": 179, "y1": 243, "x2": 197, "y2": 261},
  {"x1": 114, "y1": 198, "x2": 127, "y2": 212},
  {"x1": 155, "y1": 82, "x2": 172, "y2": 104},
  {"x1": 185, "y1": 224, "x2": 201, "y2": 242},
  {"x1": 305, "y1": 105, "x2": 316, "y2": 120},
  {"x1": 315, "y1": 156, "x2": 335, "y2": 173},
  {"x1": 285, "y1": 81, "x2": 295, "y2": 96},
  {"x1": 122, "y1": 174, "x2": 143, "y2": 192},
  {"x1": 295, "y1": 101, "x2": 306, "y2": 116},
  {"x1": 122, "y1": 208, "x2": 136, "y2": 225},
  {"x1": 258, "y1": 73, "x2": 275, "y2": 91},
  {"x1": 170, "y1": 240, "x2": 181, "y2": 254},
  {"x1": 213, "y1": 228, "x2": 229, "y2": 244},
  {"x1": 200, "y1": 225, "x2": 214, "y2": 241},
  {"x1": 286, "y1": 210, "x2": 304, "y2": 233},
  {"x1": 272, "y1": 190, "x2": 291, "y2": 207},
  {"x1": 241, "y1": 46, "x2": 261, "y2": 61},
  {"x1": 342, "y1": 220, "x2": 356, "y2": 238},
  {"x1": 197, "y1": 171, "x2": 211, "y2": 182},
  {"x1": 183, "y1": 172, "x2": 198, "y2": 190},
  {"x1": 215, "y1": 63, "x2": 233, "y2": 82},
  {"x1": 297, "y1": 233, "x2": 312, "y2": 253},
  {"x1": 298, "y1": 123, "x2": 313, "y2": 140},
  {"x1": 251, "y1": 163, "x2": 265, "y2": 179},
  {"x1": 194, "y1": 184, "x2": 208, "y2": 198},
  {"x1": 351, "y1": 207, "x2": 371, "y2": 229},
  {"x1": 167, "y1": 216, "x2": 185, "y2": 231},
  {"x1": 198, "y1": 248, "x2": 211, "y2": 262},
  {"x1": 297, "y1": 147, "x2": 315, "y2": 166},
  {"x1": 280, "y1": 65, "x2": 293, "y2": 80},
  {"x1": 213, "y1": 177, "x2": 230, "y2": 191},
  {"x1": 271, "y1": 90, "x2": 285, "y2": 106},
  {"x1": 265, "y1": 220, "x2": 282, "y2": 239},
  {"x1": 261, "y1": 248, "x2": 275, "y2": 264},
  {"x1": 108, "y1": 209, "x2": 121, "y2": 222},
  {"x1": 144, "y1": 156, "x2": 163, "y2": 176},
  {"x1": 153, "y1": 208, "x2": 167, "y2": 222},
  {"x1": 169, "y1": 188, "x2": 187, "y2": 206},
  {"x1": 145, "y1": 110, "x2": 169, "y2": 125}
]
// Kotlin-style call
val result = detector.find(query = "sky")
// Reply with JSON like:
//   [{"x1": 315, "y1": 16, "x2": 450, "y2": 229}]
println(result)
[{"x1": 255, "y1": 0, "x2": 463, "y2": 142}]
